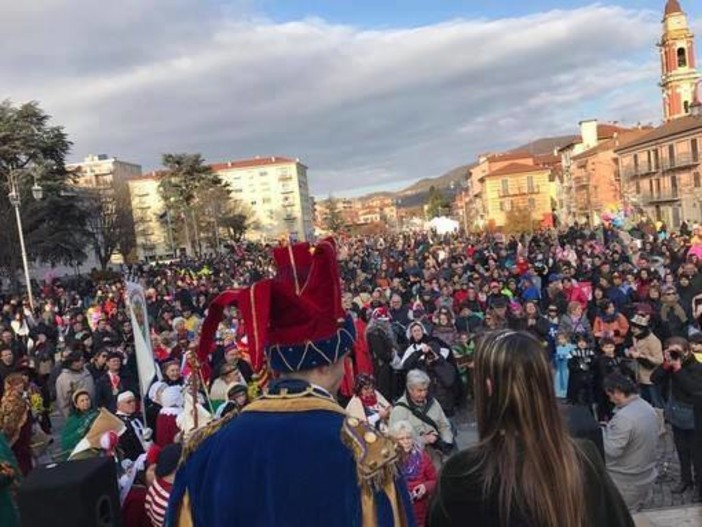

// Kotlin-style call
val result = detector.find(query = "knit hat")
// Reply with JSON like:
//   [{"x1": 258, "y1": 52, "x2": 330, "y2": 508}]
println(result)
[
  {"x1": 155, "y1": 443, "x2": 182, "y2": 478},
  {"x1": 371, "y1": 307, "x2": 391, "y2": 321}
]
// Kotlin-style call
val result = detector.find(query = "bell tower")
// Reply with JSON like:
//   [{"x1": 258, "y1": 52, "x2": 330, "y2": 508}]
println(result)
[{"x1": 659, "y1": 0, "x2": 700, "y2": 121}]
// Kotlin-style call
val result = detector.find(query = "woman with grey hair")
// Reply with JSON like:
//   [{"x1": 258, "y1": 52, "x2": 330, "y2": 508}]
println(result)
[
  {"x1": 389, "y1": 369, "x2": 454, "y2": 468},
  {"x1": 389, "y1": 420, "x2": 436, "y2": 527}
]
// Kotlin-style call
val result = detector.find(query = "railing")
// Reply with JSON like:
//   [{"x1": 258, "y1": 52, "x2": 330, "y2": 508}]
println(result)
[
  {"x1": 498, "y1": 185, "x2": 540, "y2": 198},
  {"x1": 641, "y1": 188, "x2": 681, "y2": 203},
  {"x1": 621, "y1": 165, "x2": 659, "y2": 179},
  {"x1": 661, "y1": 153, "x2": 700, "y2": 171}
]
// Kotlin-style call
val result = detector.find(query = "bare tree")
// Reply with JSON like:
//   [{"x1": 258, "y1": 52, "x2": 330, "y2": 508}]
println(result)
[{"x1": 83, "y1": 188, "x2": 135, "y2": 269}]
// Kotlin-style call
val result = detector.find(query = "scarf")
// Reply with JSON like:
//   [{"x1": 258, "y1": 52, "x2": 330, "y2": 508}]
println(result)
[
  {"x1": 401, "y1": 448, "x2": 423, "y2": 480},
  {"x1": 360, "y1": 392, "x2": 378, "y2": 408}
]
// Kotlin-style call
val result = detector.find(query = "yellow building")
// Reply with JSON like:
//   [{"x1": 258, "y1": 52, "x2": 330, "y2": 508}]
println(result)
[
  {"x1": 211, "y1": 156, "x2": 314, "y2": 242},
  {"x1": 471, "y1": 152, "x2": 556, "y2": 229}
]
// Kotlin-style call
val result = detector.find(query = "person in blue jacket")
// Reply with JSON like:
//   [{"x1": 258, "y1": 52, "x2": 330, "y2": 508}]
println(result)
[{"x1": 167, "y1": 238, "x2": 415, "y2": 527}]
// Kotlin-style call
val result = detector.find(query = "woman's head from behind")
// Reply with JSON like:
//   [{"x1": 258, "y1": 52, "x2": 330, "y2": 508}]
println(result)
[
  {"x1": 473, "y1": 330, "x2": 561, "y2": 441},
  {"x1": 471, "y1": 330, "x2": 584, "y2": 527}
]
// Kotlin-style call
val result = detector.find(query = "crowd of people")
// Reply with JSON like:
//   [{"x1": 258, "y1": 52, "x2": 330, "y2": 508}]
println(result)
[{"x1": 0, "y1": 220, "x2": 701, "y2": 525}]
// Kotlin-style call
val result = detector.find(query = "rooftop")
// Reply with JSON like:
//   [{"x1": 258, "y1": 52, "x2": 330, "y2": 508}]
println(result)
[
  {"x1": 571, "y1": 128, "x2": 654, "y2": 160},
  {"x1": 486, "y1": 162, "x2": 549, "y2": 178},
  {"x1": 665, "y1": 0, "x2": 682, "y2": 16},
  {"x1": 614, "y1": 115, "x2": 702, "y2": 153},
  {"x1": 210, "y1": 156, "x2": 301, "y2": 171}
]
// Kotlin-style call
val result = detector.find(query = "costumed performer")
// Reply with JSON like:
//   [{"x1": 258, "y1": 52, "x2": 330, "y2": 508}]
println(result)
[
  {"x1": 167, "y1": 238, "x2": 416, "y2": 526},
  {"x1": 59, "y1": 389, "x2": 99, "y2": 460}
]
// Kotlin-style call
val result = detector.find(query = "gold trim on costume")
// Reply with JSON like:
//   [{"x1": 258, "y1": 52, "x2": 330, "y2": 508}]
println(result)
[
  {"x1": 242, "y1": 394, "x2": 346, "y2": 415},
  {"x1": 177, "y1": 491, "x2": 194, "y2": 527},
  {"x1": 287, "y1": 244, "x2": 301, "y2": 295}
]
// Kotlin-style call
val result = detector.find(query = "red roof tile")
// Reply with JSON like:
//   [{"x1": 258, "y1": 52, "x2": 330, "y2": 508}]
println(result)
[
  {"x1": 486, "y1": 151, "x2": 533, "y2": 162},
  {"x1": 665, "y1": 0, "x2": 682, "y2": 16},
  {"x1": 597, "y1": 124, "x2": 629, "y2": 140},
  {"x1": 614, "y1": 115, "x2": 702, "y2": 153},
  {"x1": 486, "y1": 162, "x2": 549, "y2": 178}
]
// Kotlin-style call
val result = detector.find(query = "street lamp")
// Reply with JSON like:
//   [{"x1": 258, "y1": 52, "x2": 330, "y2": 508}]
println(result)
[{"x1": 7, "y1": 169, "x2": 43, "y2": 310}]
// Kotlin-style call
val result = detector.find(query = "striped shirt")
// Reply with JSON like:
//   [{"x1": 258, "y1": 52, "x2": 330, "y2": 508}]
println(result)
[{"x1": 145, "y1": 477, "x2": 173, "y2": 527}]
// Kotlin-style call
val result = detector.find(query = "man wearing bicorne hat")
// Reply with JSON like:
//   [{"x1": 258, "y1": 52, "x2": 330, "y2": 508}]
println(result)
[{"x1": 167, "y1": 238, "x2": 415, "y2": 526}]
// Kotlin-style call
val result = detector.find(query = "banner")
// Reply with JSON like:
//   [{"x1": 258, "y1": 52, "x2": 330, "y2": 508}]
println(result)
[{"x1": 126, "y1": 282, "x2": 160, "y2": 401}]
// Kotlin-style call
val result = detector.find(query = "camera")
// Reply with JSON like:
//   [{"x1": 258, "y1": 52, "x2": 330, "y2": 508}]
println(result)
[{"x1": 668, "y1": 349, "x2": 682, "y2": 361}]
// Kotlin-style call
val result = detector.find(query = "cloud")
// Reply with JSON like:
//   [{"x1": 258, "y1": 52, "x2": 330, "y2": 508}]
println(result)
[{"x1": 0, "y1": 1, "x2": 671, "y2": 195}]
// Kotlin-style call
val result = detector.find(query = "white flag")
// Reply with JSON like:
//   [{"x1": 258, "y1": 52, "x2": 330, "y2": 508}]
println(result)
[{"x1": 125, "y1": 282, "x2": 160, "y2": 400}]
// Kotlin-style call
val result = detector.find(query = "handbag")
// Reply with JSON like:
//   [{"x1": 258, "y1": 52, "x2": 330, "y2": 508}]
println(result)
[{"x1": 664, "y1": 399, "x2": 695, "y2": 430}]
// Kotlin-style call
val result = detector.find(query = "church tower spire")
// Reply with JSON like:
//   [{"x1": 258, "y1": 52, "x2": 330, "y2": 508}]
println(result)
[{"x1": 659, "y1": 0, "x2": 700, "y2": 121}]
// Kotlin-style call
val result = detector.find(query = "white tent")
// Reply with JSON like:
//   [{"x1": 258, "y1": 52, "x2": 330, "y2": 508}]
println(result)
[{"x1": 426, "y1": 216, "x2": 460, "y2": 235}]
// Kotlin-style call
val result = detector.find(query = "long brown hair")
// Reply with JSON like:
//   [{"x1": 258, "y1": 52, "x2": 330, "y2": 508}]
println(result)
[{"x1": 471, "y1": 330, "x2": 585, "y2": 527}]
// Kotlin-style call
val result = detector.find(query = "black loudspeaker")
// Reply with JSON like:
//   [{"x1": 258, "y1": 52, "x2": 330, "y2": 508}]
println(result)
[{"x1": 18, "y1": 457, "x2": 122, "y2": 527}]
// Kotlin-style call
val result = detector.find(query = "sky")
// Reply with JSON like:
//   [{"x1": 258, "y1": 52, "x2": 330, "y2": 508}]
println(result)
[{"x1": 2, "y1": 1, "x2": 701, "y2": 197}]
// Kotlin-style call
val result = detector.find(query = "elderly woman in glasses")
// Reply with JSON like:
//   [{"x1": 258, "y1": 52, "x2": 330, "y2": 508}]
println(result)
[{"x1": 389, "y1": 420, "x2": 436, "y2": 527}]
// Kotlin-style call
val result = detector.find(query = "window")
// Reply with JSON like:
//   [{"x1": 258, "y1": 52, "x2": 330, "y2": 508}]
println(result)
[
  {"x1": 693, "y1": 139, "x2": 699, "y2": 162},
  {"x1": 262, "y1": 197, "x2": 271, "y2": 205},
  {"x1": 668, "y1": 144, "x2": 676, "y2": 167},
  {"x1": 527, "y1": 197, "x2": 535, "y2": 209},
  {"x1": 633, "y1": 154, "x2": 639, "y2": 173},
  {"x1": 501, "y1": 179, "x2": 509, "y2": 196},
  {"x1": 635, "y1": 181, "x2": 640, "y2": 194},
  {"x1": 526, "y1": 175, "x2": 535, "y2": 193},
  {"x1": 684, "y1": 101, "x2": 690, "y2": 114},
  {"x1": 694, "y1": 172, "x2": 701, "y2": 188},
  {"x1": 653, "y1": 149, "x2": 659, "y2": 170},
  {"x1": 259, "y1": 171, "x2": 268, "y2": 177},
  {"x1": 250, "y1": 200, "x2": 257, "y2": 206},
  {"x1": 677, "y1": 47, "x2": 687, "y2": 68}
]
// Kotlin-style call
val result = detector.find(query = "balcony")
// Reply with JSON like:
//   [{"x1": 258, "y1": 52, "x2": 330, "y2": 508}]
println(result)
[
  {"x1": 640, "y1": 188, "x2": 681, "y2": 204},
  {"x1": 661, "y1": 153, "x2": 700, "y2": 171},
  {"x1": 498, "y1": 185, "x2": 540, "y2": 198},
  {"x1": 621, "y1": 165, "x2": 659, "y2": 179}
]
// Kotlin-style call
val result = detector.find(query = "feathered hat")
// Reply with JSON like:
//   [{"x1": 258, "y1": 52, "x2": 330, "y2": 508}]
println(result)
[{"x1": 197, "y1": 238, "x2": 356, "y2": 373}]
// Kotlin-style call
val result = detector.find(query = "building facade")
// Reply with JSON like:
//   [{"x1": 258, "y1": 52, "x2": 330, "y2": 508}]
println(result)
[
  {"x1": 569, "y1": 128, "x2": 652, "y2": 225},
  {"x1": 616, "y1": 117, "x2": 702, "y2": 228},
  {"x1": 612, "y1": 1, "x2": 702, "y2": 229},
  {"x1": 660, "y1": 0, "x2": 700, "y2": 121},
  {"x1": 472, "y1": 152, "x2": 556, "y2": 229},
  {"x1": 67, "y1": 154, "x2": 141, "y2": 262},
  {"x1": 127, "y1": 175, "x2": 172, "y2": 260},
  {"x1": 211, "y1": 156, "x2": 313, "y2": 242}
]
